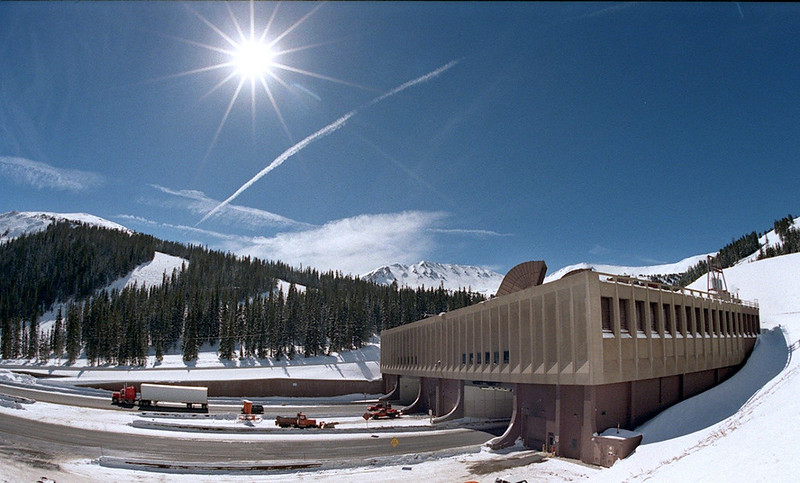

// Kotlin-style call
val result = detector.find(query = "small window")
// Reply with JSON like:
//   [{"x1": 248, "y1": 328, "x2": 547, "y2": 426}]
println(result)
[
  {"x1": 619, "y1": 299, "x2": 630, "y2": 333},
  {"x1": 485, "y1": 352, "x2": 490, "y2": 364},
  {"x1": 476, "y1": 353, "x2": 481, "y2": 364},
  {"x1": 469, "y1": 353, "x2": 474, "y2": 364},
  {"x1": 695, "y1": 308, "x2": 702, "y2": 335},
  {"x1": 663, "y1": 304, "x2": 672, "y2": 335},
  {"x1": 650, "y1": 302, "x2": 659, "y2": 335},
  {"x1": 462, "y1": 353, "x2": 466, "y2": 365},
  {"x1": 493, "y1": 351, "x2": 499, "y2": 364},
  {"x1": 601, "y1": 297, "x2": 613, "y2": 332},
  {"x1": 635, "y1": 301, "x2": 646, "y2": 333},
  {"x1": 675, "y1": 305, "x2": 683, "y2": 335},
  {"x1": 503, "y1": 350, "x2": 510, "y2": 364}
]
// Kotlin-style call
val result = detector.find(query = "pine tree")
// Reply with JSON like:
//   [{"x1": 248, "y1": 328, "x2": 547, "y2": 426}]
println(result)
[
  {"x1": 27, "y1": 314, "x2": 39, "y2": 360},
  {"x1": 1, "y1": 315, "x2": 13, "y2": 359},
  {"x1": 65, "y1": 302, "x2": 81, "y2": 364},
  {"x1": 37, "y1": 329, "x2": 50, "y2": 361},
  {"x1": 52, "y1": 307, "x2": 64, "y2": 359},
  {"x1": 182, "y1": 301, "x2": 199, "y2": 362},
  {"x1": 218, "y1": 301, "x2": 235, "y2": 361},
  {"x1": 155, "y1": 336, "x2": 164, "y2": 363}
]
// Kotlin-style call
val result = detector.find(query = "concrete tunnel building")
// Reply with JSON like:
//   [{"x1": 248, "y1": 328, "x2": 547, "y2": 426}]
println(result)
[{"x1": 379, "y1": 261, "x2": 760, "y2": 466}]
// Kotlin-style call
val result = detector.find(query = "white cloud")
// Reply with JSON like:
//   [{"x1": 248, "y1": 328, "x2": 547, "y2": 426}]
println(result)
[
  {"x1": 117, "y1": 213, "x2": 254, "y2": 243},
  {"x1": 147, "y1": 184, "x2": 312, "y2": 230},
  {"x1": 238, "y1": 211, "x2": 447, "y2": 275},
  {"x1": 430, "y1": 228, "x2": 512, "y2": 237},
  {"x1": 0, "y1": 156, "x2": 104, "y2": 192},
  {"x1": 120, "y1": 208, "x2": 496, "y2": 276}
]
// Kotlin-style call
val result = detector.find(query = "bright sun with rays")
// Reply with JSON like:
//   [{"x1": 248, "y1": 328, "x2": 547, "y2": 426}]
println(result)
[
  {"x1": 169, "y1": 2, "x2": 366, "y2": 161},
  {"x1": 232, "y1": 40, "x2": 276, "y2": 79}
]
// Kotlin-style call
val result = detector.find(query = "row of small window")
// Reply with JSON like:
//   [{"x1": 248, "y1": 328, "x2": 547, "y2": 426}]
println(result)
[
  {"x1": 600, "y1": 297, "x2": 759, "y2": 337},
  {"x1": 396, "y1": 356, "x2": 419, "y2": 365},
  {"x1": 461, "y1": 350, "x2": 510, "y2": 365}
]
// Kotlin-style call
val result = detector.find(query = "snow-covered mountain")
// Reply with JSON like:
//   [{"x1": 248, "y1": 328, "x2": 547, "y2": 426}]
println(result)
[
  {"x1": 362, "y1": 261, "x2": 504, "y2": 296},
  {"x1": 544, "y1": 253, "x2": 714, "y2": 284},
  {"x1": 0, "y1": 210, "x2": 130, "y2": 243}
]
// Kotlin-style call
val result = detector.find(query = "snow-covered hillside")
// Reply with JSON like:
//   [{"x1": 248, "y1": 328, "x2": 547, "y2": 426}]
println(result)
[
  {"x1": 737, "y1": 214, "x2": 799, "y2": 264},
  {"x1": 362, "y1": 260, "x2": 504, "y2": 296},
  {"x1": 0, "y1": 210, "x2": 130, "y2": 242},
  {"x1": 591, "y1": 251, "x2": 800, "y2": 482},
  {"x1": 106, "y1": 251, "x2": 187, "y2": 292},
  {"x1": 544, "y1": 253, "x2": 713, "y2": 284}
]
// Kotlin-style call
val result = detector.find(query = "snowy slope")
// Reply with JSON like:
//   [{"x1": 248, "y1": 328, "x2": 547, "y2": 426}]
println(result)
[
  {"x1": 106, "y1": 251, "x2": 187, "y2": 292},
  {"x1": 737, "y1": 214, "x2": 799, "y2": 264},
  {"x1": 544, "y1": 253, "x2": 713, "y2": 284},
  {"x1": 592, "y1": 251, "x2": 800, "y2": 482},
  {"x1": 362, "y1": 260, "x2": 504, "y2": 296},
  {"x1": 688, "y1": 251, "x2": 800, "y2": 330},
  {"x1": 0, "y1": 210, "x2": 130, "y2": 242}
]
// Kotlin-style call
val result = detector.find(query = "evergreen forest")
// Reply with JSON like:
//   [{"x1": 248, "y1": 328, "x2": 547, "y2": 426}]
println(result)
[
  {"x1": 650, "y1": 214, "x2": 800, "y2": 287},
  {"x1": 0, "y1": 221, "x2": 484, "y2": 365}
]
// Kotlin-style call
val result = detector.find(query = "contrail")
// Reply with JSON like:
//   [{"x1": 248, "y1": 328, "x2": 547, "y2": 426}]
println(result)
[{"x1": 197, "y1": 60, "x2": 459, "y2": 225}]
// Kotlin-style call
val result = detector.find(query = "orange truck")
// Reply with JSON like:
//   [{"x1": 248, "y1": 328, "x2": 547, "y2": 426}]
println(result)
[{"x1": 275, "y1": 412, "x2": 319, "y2": 428}]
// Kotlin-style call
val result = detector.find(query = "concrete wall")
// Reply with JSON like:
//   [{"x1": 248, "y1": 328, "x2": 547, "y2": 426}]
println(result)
[
  {"x1": 82, "y1": 378, "x2": 384, "y2": 398},
  {"x1": 464, "y1": 384, "x2": 513, "y2": 419}
]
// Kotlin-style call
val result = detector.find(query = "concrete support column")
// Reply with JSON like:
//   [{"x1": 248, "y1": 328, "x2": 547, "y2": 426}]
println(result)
[
  {"x1": 432, "y1": 379, "x2": 465, "y2": 423},
  {"x1": 487, "y1": 383, "x2": 524, "y2": 450},
  {"x1": 401, "y1": 377, "x2": 437, "y2": 415},
  {"x1": 381, "y1": 374, "x2": 400, "y2": 401}
]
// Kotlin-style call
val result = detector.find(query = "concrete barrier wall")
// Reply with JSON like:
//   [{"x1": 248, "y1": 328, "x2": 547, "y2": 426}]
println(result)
[
  {"x1": 464, "y1": 384, "x2": 513, "y2": 419},
  {"x1": 81, "y1": 378, "x2": 384, "y2": 398}
]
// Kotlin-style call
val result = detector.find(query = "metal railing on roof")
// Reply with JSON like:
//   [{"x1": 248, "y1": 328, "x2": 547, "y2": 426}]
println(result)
[{"x1": 594, "y1": 271, "x2": 759, "y2": 309}]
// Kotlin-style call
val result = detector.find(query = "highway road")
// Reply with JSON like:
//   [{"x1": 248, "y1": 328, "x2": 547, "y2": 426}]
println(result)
[
  {"x1": 0, "y1": 410, "x2": 496, "y2": 464},
  {"x1": 0, "y1": 382, "x2": 366, "y2": 417},
  {"x1": 0, "y1": 381, "x2": 500, "y2": 467}
]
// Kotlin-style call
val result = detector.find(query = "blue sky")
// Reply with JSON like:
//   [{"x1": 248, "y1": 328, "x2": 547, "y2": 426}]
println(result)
[{"x1": 2, "y1": 2, "x2": 799, "y2": 276}]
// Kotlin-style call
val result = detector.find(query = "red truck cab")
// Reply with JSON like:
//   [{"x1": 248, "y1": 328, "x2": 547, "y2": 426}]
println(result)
[{"x1": 112, "y1": 385, "x2": 137, "y2": 405}]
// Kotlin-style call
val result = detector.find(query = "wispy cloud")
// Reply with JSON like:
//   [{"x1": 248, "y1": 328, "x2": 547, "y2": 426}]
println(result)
[
  {"x1": 589, "y1": 244, "x2": 613, "y2": 256},
  {"x1": 146, "y1": 184, "x2": 313, "y2": 230},
  {"x1": 571, "y1": 2, "x2": 640, "y2": 22},
  {"x1": 430, "y1": 228, "x2": 512, "y2": 237},
  {"x1": 117, "y1": 213, "x2": 247, "y2": 242},
  {"x1": 0, "y1": 156, "x2": 104, "y2": 192},
  {"x1": 198, "y1": 60, "x2": 460, "y2": 225},
  {"x1": 237, "y1": 211, "x2": 447, "y2": 275},
  {"x1": 121, "y1": 208, "x2": 496, "y2": 276}
]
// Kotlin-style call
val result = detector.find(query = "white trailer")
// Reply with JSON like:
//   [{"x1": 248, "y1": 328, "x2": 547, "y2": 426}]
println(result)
[{"x1": 139, "y1": 383, "x2": 208, "y2": 409}]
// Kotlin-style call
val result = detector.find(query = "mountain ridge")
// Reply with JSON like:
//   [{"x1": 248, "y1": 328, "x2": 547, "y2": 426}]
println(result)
[
  {"x1": 361, "y1": 260, "x2": 505, "y2": 296},
  {"x1": 0, "y1": 210, "x2": 130, "y2": 243}
]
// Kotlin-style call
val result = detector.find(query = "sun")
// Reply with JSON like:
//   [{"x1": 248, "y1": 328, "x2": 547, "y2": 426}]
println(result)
[
  {"x1": 164, "y1": 1, "x2": 370, "y2": 164},
  {"x1": 232, "y1": 40, "x2": 276, "y2": 80}
]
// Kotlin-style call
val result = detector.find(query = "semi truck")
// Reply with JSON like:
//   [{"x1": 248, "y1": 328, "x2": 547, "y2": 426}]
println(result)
[{"x1": 111, "y1": 383, "x2": 208, "y2": 410}]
